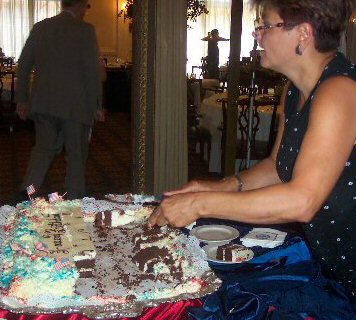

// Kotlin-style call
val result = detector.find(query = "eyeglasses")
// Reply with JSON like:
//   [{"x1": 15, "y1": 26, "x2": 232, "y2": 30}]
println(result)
[{"x1": 254, "y1": 21, "x2": 285, "y2": 32}]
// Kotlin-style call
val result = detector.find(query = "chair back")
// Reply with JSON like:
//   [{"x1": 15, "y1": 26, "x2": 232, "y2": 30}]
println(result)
[
  {"x1": 191, "y1": 56, "x2": 209, "y2": 79},
  {"x1": 219, "y1": 95, "x2": 280, "y2": 173},
  {"x1": 0, "y1": 67, "x2": 17, "y2": 133},
  {"x1": 237, "y1": 96, "x2": 279, "y2": 169},
  {"x1": 200, "y1": 57, "x2": 208, "y2": 79},
  {"x1": 0, "y1": 57, "x2": 14, "y2": 70},
  {"x1": 0, "y1": 76, "x2": 4, "y2": 99}
]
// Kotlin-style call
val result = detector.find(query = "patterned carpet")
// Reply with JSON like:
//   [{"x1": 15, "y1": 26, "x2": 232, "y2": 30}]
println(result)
[{"x1": 0, "y1": 111, "x2": 213, "y2": 206}]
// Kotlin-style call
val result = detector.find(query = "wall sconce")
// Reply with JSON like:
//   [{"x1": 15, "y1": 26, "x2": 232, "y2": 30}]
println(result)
[{"x1": 118, "y1": 0, "x2": 133, "y2": 22}]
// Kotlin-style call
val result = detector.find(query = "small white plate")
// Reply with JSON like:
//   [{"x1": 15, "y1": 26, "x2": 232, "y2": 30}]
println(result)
[
  {"x1": 190, "y1": 225, "x2": 240, "y2": 243},
  {"x1": 202, "y1": 244, "x2": 254, "y2": 264}
]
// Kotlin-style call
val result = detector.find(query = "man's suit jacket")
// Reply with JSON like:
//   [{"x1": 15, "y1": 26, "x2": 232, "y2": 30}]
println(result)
[{"x1": 16, "y1": 11, "x2": 102, "y2": 125}]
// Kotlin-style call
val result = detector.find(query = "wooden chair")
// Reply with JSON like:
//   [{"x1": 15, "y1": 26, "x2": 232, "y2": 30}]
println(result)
[
  {"x1": 191, "y1": 57, "x2": 209, "y2": 79},
  {"x1": 0, "y1": 57, "x2": 14, "y2": 70},
  {"x1": 0, "y1": 70, "x2": 17, "y2": 133},
  {"x1": 187, "y1": 82, "x2": 211, "y2": 162},
  {"x1": 187, "y1": 104, "x2": 212, "y2": 162},
  {"x1": 219, "y1": 95, "x2": 280, "y2": 173}
]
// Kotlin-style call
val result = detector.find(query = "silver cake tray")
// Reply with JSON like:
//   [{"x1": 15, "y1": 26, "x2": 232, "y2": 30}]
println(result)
[{"x1": 0, "y1": 272, "x2": 220, "y2": 319}]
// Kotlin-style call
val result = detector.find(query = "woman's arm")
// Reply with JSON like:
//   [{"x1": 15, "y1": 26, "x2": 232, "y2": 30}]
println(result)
[
  {"x1": 163, "y1": 125, "x2": 283, "y2": 196},
  {"x1": 150, "y1": 77, "x2": 356, "y2": 227}
]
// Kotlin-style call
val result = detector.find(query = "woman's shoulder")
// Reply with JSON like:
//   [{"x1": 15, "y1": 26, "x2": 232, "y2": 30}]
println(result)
[
  {"x1": 311, "y1": 76, "x2": 356, "y2": 125},
  {"x1": 322, "y1": 52, "x2": 356, "y2": 80}
]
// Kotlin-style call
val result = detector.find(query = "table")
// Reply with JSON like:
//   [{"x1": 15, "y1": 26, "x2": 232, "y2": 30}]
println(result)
[
  {"x1": 199, "y1": 91, "x2": 280, "y2": 173},
  {"x1": 1, "y1": 219, "x2": 355, "y2": 319},
  {"x1": 188, "y1": 78, "x2": 222, "y2": 107}
]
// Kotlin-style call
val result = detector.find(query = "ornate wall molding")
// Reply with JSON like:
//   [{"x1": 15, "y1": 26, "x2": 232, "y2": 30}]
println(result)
[{"x1": 132, "y1": 0, "x2": 155, "y2": 193}]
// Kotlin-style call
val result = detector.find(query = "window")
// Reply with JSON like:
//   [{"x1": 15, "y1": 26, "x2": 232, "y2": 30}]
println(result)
[
  {"x1": 187, "y1": 0, "x2": 256, "y2": 76},
  {"x1": 0, "y1": 0, "x2": 61, "y2": 59}
]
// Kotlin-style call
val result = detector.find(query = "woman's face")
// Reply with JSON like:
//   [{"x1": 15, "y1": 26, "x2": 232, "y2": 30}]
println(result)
[{"x1": 254, "y1": 7, "x2": 298, "y2": 73}]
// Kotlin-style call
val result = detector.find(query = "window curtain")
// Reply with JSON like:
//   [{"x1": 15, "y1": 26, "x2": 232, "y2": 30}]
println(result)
[
  {"x1": 0, "y1": 0, "x2": 60, "y2": 60},
  {"x1": 187, "y1": 0, "x2": 256, "y2": 76},
  {"x1": 34, "y1": 0, "x2": 61, "y2": 23}
]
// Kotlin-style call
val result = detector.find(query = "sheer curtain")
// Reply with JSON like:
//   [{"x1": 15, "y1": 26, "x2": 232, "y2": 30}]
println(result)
[
  {"x1": 34, "y1": 0, "x2": 61, "y2": 23},
  {"x1": 0, "y1": 0, "x2": 60, "y2": 60},
  {"x1": 187, "y1": 0, "x2": 256, "y2": 76}
]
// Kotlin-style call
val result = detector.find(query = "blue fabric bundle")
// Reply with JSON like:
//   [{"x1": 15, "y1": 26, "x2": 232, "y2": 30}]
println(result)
[{"x1": 188, "y1": 240, "x2": 356, "y2": 319}]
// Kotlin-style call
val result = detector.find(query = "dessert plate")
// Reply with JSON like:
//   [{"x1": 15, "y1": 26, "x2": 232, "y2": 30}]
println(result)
[
  {"x1": 190, "y1": 225, "x2": 239, "y2": 243},
  {"x1": 202, "y1": 244, "x2": 254, "y2": 264}
]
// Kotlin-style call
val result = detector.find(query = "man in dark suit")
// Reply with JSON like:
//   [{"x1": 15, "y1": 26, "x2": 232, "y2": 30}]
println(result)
[{"x1": 16, "y1": 0, "x2": 103, "y2": 200}]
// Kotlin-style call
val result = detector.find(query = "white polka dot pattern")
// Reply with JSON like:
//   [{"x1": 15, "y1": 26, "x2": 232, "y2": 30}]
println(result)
[{"x1": 276, "y1": 52, "x2": 356, "y2": 302}]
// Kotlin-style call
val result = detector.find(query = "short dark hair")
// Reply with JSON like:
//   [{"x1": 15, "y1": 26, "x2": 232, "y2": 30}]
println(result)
[
  {"x1": 61, "y1": 0, "x2": 87, "y2": 8},
  {"x1": 252, "y1": 0, "x2": 352, "y2": 52},
  {"x1": 211, "y1": 29, "x2": 219, "y2": 36}
]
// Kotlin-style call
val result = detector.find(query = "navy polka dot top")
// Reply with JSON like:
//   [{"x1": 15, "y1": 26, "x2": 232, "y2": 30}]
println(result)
[{"x1": 276, "y1": 52, "x2": 356, "y2": 303}]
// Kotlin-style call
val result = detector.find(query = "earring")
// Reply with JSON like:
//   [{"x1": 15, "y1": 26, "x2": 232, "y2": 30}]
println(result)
[{"x1": 295, "y1": 44, "x2": 303, "y2": 55}]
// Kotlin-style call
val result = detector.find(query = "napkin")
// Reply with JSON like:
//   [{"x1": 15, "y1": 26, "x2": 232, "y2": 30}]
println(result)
[
  {"x1": 185, "y1": 221, "x2": 197, "y2": 231},
  {"x1": 241, "y1": 228, "x2": 287, "y2": 248}
]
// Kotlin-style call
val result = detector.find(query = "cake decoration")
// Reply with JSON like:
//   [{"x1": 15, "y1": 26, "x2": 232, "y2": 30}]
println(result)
[
  {"x1": 95, "y1": 205, "x2": 155, "y2": 230},
  {"x1": 105, "y1": 193, "x2": 158, "y2": 205}
]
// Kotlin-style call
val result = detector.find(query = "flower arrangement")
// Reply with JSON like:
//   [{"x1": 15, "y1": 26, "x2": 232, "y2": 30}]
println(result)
[
  {"x1": 119, "y1": 0, "x2": 208, "y2": 22},
  {"x1": 187, "y1": 0, "x2": 209, "y2": 22}
]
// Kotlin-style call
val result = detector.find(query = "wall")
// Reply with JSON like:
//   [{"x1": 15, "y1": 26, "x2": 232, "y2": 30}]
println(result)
[
  {"x1": 85, "y1": 0, "x2": 132, "y2": 62},
  {"x1": 117, "y1": 0, "x2": 133, "y2": 62},
  {"x1": 347, "y1": 0, "x2": 356, "y2": 63}
]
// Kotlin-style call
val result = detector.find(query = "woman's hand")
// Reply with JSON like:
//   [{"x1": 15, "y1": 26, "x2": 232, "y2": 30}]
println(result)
[
  {"x1": 164, "y1": 176, "x2": 238, "y2": 197},
  {"x1": 149, "y1": 192, "x2": 202, "y2": 228},
  {"x1": 163, "y1": 180, "x2": 212, "y2": 196}
]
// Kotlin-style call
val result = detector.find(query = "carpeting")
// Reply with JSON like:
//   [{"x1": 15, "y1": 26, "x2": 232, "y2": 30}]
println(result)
[{"x1": 0, "y1": 111, "x2": 214, "y2": 206}]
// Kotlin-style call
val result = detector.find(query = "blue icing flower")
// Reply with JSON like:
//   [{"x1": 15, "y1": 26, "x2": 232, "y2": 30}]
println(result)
[
  {"x1": 55, "y1": 267, "x2": 79, "y2": 280},
  {"x1": 4, "y1": 245, "x2": 14, "y2": 256},
  {"x1": 0, "y1": 274, "x2": 14, "y2": 288}
]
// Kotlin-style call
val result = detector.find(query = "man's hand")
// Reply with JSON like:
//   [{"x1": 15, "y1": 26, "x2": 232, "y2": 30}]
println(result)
[
  {"x1": 95, "y1": 108, "x2": 106, "y2": 122},
  {"x1": 17, "y1": 103, "x2": 29, "y2": 120}
]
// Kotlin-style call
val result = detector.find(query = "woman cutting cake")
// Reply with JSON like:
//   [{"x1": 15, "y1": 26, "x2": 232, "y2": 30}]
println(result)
[{"x1": 150, "y1": 0, "x2": 356, "y2": 305}]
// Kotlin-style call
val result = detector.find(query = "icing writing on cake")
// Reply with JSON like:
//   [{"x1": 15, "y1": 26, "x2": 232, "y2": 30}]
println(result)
[
  {"x1": 41, "y1": 213, "x2": 69, "y2": 256},
  {"x1": 36, "y1": 207, "x2": 96, "y2": 277}
]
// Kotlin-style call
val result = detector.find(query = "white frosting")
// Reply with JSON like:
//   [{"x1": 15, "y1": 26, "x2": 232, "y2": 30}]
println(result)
[
  {"x1": 9, "y1": 277, "x2": 76, "y2": 300},
  {"x1": 111, "y1": 209, "x2": 135, "y2": 226}
]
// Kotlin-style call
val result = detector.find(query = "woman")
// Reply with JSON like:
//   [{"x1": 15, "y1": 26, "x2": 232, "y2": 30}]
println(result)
[{"x1": 150, "y1": 0, "x2": 356, "y2": 304}]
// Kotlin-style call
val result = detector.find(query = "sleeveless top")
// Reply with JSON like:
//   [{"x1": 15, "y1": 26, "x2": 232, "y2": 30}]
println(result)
[{"x1": 276, "y1": 52, "x2": 356, "y2": 303}]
